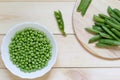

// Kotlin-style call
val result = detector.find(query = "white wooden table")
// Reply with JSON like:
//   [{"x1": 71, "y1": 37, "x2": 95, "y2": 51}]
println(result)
[{"x1": 0, "y1": 0, "x2": 120, "y2": 80}]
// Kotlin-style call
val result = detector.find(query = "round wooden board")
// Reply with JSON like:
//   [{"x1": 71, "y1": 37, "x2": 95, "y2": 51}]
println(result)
[{"x1": 72, "y1": 0, "x2": 120, "y2": 60}]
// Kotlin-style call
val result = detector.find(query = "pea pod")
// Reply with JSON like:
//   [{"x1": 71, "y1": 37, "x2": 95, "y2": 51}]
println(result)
[
  {"x1": 99, "y1": 14, "x2": 109, "y2": 19},
  {"x1": 105, "y1": 19, "x2": 120, "y2": 30},
  {"x1": 89, "y1": 35, "x2": 101, "y2": 43},
  {"x1": 107, "y1": 6, "x2": 120, "y2": 22},
  {"x1": 77, "y1": 0, "x2": 85, "y2": 12},
  {"x1": 85, "y1": 27, "x2": 99, "y2": 34},
  {"x1": 95, "y1": 22, "x2": 104, "y2": 27},
  {"x1": 95, "y1": 22, "x2": 111, "y2": 29},
  {"x1": 109, "y1": 12, "x2": 120, "y2": 23},
  {"x1": 109, "y1": 18, "x2": 120, "y2": 26},
  {"x1": 106, "y1": 25, "x2": 112, "y2": 29},
  {"x1": 92, "y1": 25, "x2": 103, "y2": 32},
  {"x1": 101, "y1": 25, "x2": 120, "y2": 41},
  {"x1": 99, "y1": 32, "x2": 113, "y2": 39},
  {"x1": 111, "y1": 28, "x2": 120, "y2": 38},
  {"x1": 54, "y1": 10, "x2": 66, "y2": 36},
  {"x1": 77, "y1": 0, "x2": 92, "y2": 16},
  {"x1": 99, "y1": 14, "x2": 120, "y2": 25},
  {"x1": 81, "y1": 0, "x2": 92, "y2": 16},
  {"x1": 93, "y1": 15, "x2": 105, "y2": 23},
  {"x1": 107, "y1": 6, "x2": 114, "y2": 15},
  {"x1": 99, "y1": 39, "x2": 120, "y2": 46},
  {"x1": 96, "y1": 42, "x2": 113, "y2": 48},
  {"x1": 113, "y1": 8, "x2": 120, "y2": 17}
]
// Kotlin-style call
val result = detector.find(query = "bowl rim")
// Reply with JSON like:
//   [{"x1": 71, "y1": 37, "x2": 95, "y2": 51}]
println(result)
[{"x1": 1, "y1": 22, "x2": 58, "y2": 79}]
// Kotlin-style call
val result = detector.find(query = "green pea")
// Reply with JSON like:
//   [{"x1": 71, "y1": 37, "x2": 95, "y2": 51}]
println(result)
[{"x1": 9, "y1": 28, "x2": 52, "y2": 73}]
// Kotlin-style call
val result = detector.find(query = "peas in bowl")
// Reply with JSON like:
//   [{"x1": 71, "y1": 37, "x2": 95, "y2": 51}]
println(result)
[{"x1": 1, "y1": 22, "x2": 57, "y2": 79}]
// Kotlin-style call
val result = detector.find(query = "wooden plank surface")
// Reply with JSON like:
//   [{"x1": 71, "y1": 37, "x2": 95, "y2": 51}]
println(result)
[
  {"x1": 0, "y1": 2, "x2": 74, "y2": 34},
  {"x1": 0, "y1": 1, "x2": 120, "y2": 79},
  {"x1": 1, "y1": 35, "x2": 120, "y2": 68},
  {"x1": 0, "y1": 68, "x2": 120, "y2": 80}
]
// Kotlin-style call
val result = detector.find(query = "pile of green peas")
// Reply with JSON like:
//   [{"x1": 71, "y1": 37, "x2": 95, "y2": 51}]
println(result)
[{"x1": 9, "y1": 28, "x2": 52, "y2": 72}]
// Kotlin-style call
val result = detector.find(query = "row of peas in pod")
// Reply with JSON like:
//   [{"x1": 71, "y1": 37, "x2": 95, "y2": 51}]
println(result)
[{"x1": 9, "y1": 28, "x2": 52, "y2": 72}]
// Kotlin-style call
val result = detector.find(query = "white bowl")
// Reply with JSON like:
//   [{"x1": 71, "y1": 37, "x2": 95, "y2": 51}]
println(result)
[{"x1": 1, "y1": 22, "x2": 58, "y2": 79}]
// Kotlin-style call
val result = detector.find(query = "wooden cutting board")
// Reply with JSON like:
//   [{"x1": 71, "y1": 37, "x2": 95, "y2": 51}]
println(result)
[{"x1": 72, "y1": 0, "x2": 120, "y2": 60}]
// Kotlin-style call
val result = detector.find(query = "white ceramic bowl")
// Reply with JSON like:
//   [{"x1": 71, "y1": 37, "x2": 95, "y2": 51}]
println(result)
[{"x1": 1, "y1": 22, "x2": 57, "y2": 79}]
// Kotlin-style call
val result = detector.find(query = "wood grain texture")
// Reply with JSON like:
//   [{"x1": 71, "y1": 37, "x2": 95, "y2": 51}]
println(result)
[
  {"x1": 0, "y1": 2, "x2": 74, "y2": 34},
  {"x1": 0, "y1": 1, "x2": 120, "y2": 80},
  {"x1": 0, "y1": 0, "x2": 75, "y2": 2},
  {"x1": 0, "y1": 68, "x2": 120, "y2": 80},
  {"x1": 1, "y1": 35, "x2": 120, "y2": 68},
  {"x1": 73, "y1": 0, "x2": 120, "y2": 60}
]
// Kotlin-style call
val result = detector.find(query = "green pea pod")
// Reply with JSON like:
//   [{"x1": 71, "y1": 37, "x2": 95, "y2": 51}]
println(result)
[
  {"x1": 58, "y1": 10, "x2": 63, "y2": 21},
  {"x1": 109, "y1": 17, "x2": 120, "y2": 26},
  {"x1": 81, "y1": 0, "x2": 92, "y2": 16},
  {"x1": 85, "y1": 27, "x2": 99, "y2": 34},
  {"x1": 102, "y1": 25, "x2": 120, "y2": 41},
  {"x1": 111, "y1": 28, "x2": 120, "y2": 38},
  {"x1": 99, "y1": 14, "x2": 109, "y2": 19},
  {"x1": 95, "y1": 22, "x2": 105, "y2": 27},
  {"x1": 99, "y1": 16, "x2": 120, "y2": 26},
  {"x1": 98, "y1": 13, "x2": 120, "y2": 25},
  {"x1": 92, "y1": 25, "x2": 104, "y2": 32},
  {"x1": 93, "y1": 15, "x2": 105, "y2": 23},
  {"x1": 58, "y1": 10, "x2": 66, "y2": 36},
  {"x1": 77, "y1": 0, "x2": 86, "y2": 12},
  {"x1": 88, "y1": 35, "x2": 101, "y2": 43},
  {"x1": 99, "y1": 32, "x2": 113, "y2": 39},
  {"x1": 99, "y1": 39, "x2": 120, "y2": 46},
  {"x1": 96, "y1": 42, "x2": 113, "y2": 48},
  {"x1": 107, "y1": 6, "x2": 113, "y2": 14},
  {"x1": 106, "y1": 25, "x2": 112, "y2": 29},
  {"x1": 95, "y1": 22, "x2": 111, "y2": 29},
  {"x1": 109, "y1": 12, "x2": 120, "y2": 23},
  {"x1": 113, "y1": 8, "x2": 120, "y2": 17},
  {"x1": 54, "y1": 11, "x2": 60, "y2": 19},
  {"x1": 54, "y1": 10, "x2": 66, "y2": 36},
  {"x1": 105, "y1": 19, "x2": 120, "y2": 30},
  {"x1": 107, "y1": 6, "x2": 120, "y2": 22}
]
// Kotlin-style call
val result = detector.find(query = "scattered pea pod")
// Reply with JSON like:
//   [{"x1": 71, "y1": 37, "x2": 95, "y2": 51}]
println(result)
[
  {"x1": 77, "y1": 0, "x2": 85, "y2": 12},
  {"x1": 54, "y1": 10, "x2": 66, "y2": 36},
  {"x1": 81, "y1": 0, "x2": 92, "y2": 16},
  {"x1": 77, "y1": 0, "x2": 92, "y2": 16}
]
